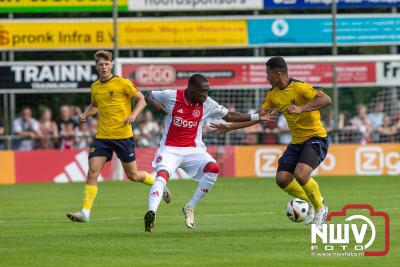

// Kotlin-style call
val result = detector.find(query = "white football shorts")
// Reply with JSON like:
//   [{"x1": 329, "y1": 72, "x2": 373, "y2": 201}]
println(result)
[{"x1": 152, "y1": 146, "x2": 216, "y2": 181}]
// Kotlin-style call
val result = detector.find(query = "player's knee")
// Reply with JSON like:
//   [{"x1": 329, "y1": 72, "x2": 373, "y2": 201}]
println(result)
[
  {"x1": 294, "y1": 168, "x2": 309, "y2": 183},
  {"x1": 275, "y1": 173, "x2": 292, "y2": 188},
  {"x1": 156, "y1": 170, "x2": 170, "y2": 182},
  {"x1": 275, "y1": 176, "x2": 288, "y2": 188},
  {"x1": 203, "y1": 162, "x2": 220, "y2": 174},
  {"x1": 87, "y1": 168, "x2": 101, "y2": 180}
]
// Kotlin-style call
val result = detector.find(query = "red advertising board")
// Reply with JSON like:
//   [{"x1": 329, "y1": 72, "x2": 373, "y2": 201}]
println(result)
[
  {"x1": 9, "y1": 146, "x2": 235, "y2": 184},
  {"x1": 121, "y1": 62, "x2": 376, "y2": 89},
  {"x1": 14, "y1": 150, "x2": 113, "y2": 184}
]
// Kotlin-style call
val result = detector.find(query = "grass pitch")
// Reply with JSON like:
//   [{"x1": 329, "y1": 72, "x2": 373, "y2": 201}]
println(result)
[{"x1": 0, "y1": 176, "x2": 398, "y2": 267}]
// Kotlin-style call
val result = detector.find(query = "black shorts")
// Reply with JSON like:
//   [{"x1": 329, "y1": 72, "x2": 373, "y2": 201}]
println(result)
[
  {"x1": 277, "y1": 137, "x2": 329, "y2": 174},
  {"x1": 88, "y1": 138, "x2": 136, "y2": 163}
]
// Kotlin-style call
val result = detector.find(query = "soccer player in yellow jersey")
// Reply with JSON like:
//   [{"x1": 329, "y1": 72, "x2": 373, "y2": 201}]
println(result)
[
  {"x1": 67, "y1": 50, "x2": 170, "y2": 223},
  {"x1": 211, "y1": 56, "x2": 331, "y2": 229}
]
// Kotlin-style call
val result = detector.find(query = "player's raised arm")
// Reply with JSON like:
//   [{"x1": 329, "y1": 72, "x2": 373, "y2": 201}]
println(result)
[
  {"x1": 144, "y1": 91, "x2": 168, "y2": 115},
  {"x1": 288, "y1": 90, "x2": 332, "y2": 114},
  {"x1": 211, "y1": 109, "x2": 278, "y2": 134},
  {"x1": 223, "y1": 108, "x2": 278, "y2": 123}
]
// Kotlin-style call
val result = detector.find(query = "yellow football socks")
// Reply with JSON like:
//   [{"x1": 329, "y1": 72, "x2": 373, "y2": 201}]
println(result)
[
  {"x1": 302, "y1": 178, "x2": 323, "y2": 211},
  {"x1": 143, "y1": 172, "x2": 155, "y2": 185},
  {"x1": 283, "y1": 178, "x2": 311, "y2": 202},
  {"x1": 82, "y1": 184, "x2": 98, "y2": 211}
]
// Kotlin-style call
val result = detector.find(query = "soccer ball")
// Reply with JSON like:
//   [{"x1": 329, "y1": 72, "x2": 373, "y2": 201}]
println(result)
[{"x1": 286, "y1": 198, "x2": 309, "y2": 222}]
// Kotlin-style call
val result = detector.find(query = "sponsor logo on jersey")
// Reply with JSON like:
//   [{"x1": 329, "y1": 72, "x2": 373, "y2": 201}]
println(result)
[{"x1": 173, "y1": 116, "x2": 198, "y2": 128}]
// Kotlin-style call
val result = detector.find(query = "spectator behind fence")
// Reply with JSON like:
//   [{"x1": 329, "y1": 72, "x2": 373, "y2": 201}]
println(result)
[
  {"x1": 275, "y1": 113, "x2": 291, "y2": 145},
  {"x1": 350, "y1": 104, "x2": 372, "y2": 144},
  {"x1": 242, "y1": 109, "x2": 263, "y2": 145},
  {"x1": 57, "y1": 105, "x2": 78, "y2": 133},
  {"x1": 39, "y1": 107, "x2": 59, "y2": 149},
  {"x1": 392, "y1": 102, "x2": 400, "y2": 130},
  {"x1": 12, "y1": 106, "x2": 41, "y2": 150},
  {"x1": 0, "y1": 119, "x2": 4, "y2": 135},
  {"x1": 71, "y1": 106, "x2": 83, "y2": 125},
  {"x1": 368, "y1": 101, "x2": 384, "y2": 142},
  {"x1": 0, "y1": 119, "x2": 5, "y2": 150},
  {"x1": 75, "y1": 122, "x2": 93, "y2": 149},
  {"x1": 82, "y1": 104, "x2": 98, "y2": 136},
  {"x1": 133, "y1": 120, "x2": 151, "y2": 147},
  {"x1": 59, "y1": 121, "x2": 75, "y2": 150},
  {"x1": 338, "y1": 111, "x2": 352, "y2": 130},
  {"x1": 377, "y1": 115, "x2": 397, "y2": 143},
  {"x1": 141, "y1": 110, "x2": 161, "y2": 146}
]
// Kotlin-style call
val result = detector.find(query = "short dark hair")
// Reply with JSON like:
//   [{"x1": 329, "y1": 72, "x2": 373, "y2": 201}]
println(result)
[
  {"x1": 95, "y1": 50, "x2": 113, "y2": 62},
  {"x1": 266, "y1": 56, "x2": 287, "y2": 72},
  {"x1": 188, "y1": 74, "x2": 208, "y2": 88}
]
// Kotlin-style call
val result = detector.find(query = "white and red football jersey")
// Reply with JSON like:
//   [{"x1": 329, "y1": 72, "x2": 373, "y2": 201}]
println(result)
[{"x1": 152, "y1": 89, "x2": 228, "y2": 149}]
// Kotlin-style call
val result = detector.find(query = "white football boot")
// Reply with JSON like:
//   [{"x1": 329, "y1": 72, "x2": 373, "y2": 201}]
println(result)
[
  {"x1": 162, "y1": 186, "x2": 172, "y2": 204},
  {"x1": 182, "y1": 204, "x2": 195, "y2": 229},
  {"x1": 304, "y1": 197, "x2": 325, "y2": 225},
  {"x1": 304, "y1": 204, "x2": 315, "y2": 225},
  {"x1": 312, "y1": 203, "x2": 329, "y2": 230},
  {"x1": 66, "y1": 211, "x2": 89, "y2": 223}
]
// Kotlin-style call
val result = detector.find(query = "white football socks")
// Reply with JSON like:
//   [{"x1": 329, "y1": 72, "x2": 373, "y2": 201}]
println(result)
[
  {"x1": 148, "y1": 177, "x2": 166, "y2": 212},
  {"x1": 187, "y1": 172, "x2": 217, "y2": 208}
]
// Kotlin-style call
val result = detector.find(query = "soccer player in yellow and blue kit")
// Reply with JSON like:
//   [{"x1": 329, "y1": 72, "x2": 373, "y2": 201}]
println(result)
[
  {"x1": 67, "y1": 50, "x2": 170, "y2": 223},
  {"x1": 211, "y1": 56, "x2": 331, "y2": 228}
]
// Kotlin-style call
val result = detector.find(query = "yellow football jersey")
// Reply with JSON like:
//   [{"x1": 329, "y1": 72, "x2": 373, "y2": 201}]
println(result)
[
  {"x1": 91, "y1": 76, "x2": 138, "y2": 139},
  {"x1": 260, "y1": 79, "x2": 327, "y2": 144}
]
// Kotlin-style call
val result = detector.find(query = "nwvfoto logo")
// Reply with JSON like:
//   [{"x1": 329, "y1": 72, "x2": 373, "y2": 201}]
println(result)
[{"x1": 310, "y1": 204, "x2": 390, "y2": 257}]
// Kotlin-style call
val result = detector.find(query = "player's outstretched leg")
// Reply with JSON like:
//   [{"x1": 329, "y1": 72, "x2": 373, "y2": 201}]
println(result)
[
  {"x1": 66, "y1": 184, "x2": 97, "y2": 223},
  {"x1": 144, "y1": 170, "x2": 169, "y2": 232},
  {"x1": 295, "y1": 164, "x2": 328, "y2": 229},
  {"x1": 144, "y1": 210, "x2": 156, "y2": 232},
  {"x1": 123, "y1": 160, "x2": 172, "y2": 204},
  {"x1": 183, "y1": 162, "x2": 219, "y2": 229},
  {"x1": 142, "y1": 171, "x2": 172, "y2": 204},
  {"x1": 276, "y1": 170, "x2": 315, "y2": 224},
  {"x1": 67, "y1": 157, "x2": 106, "y2": 223}
]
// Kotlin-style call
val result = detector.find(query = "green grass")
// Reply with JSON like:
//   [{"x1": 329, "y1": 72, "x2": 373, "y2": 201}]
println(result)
[{"x1": 0, "y1": 176, "x2": 398, "y2": 267}]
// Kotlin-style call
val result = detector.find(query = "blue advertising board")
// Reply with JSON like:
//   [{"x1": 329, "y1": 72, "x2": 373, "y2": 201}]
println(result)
[
  {"x1": 248, "y1": 15, "x2": 400, "y2": 46},
  {"x1": 263, "y1": 0, "x2": 400, "y2": 9}
]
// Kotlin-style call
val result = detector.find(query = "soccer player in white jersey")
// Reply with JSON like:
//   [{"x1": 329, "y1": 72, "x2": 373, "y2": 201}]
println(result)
[{"x1": 143, "y1": 74, "x2": 278, "y2": 232}]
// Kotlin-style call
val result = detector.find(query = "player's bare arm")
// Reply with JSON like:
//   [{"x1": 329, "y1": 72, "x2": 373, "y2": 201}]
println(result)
[
  {"x1": 223, "y1": 108, "x2": 278, "y2": 123},
  {"x1": 288, "y1": 91, "x2": 332, "y2": 114},
  {"x1": 211, "y1": 108, "x2": 279, "y2": 134},
  {"x1": 80, "y1": 103, "x2": 98, "y2": 122},
  {"x1": 124, "y1": 91, "x2": 147, "y2": 125},
  {"x1": 144, "y1": 91, "x2": 168, "y2": 115}
]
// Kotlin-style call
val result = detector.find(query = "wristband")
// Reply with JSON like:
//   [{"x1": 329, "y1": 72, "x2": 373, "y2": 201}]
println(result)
[{"x1": 251, "y1": 113, "x2": 260, "y2": 121}]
